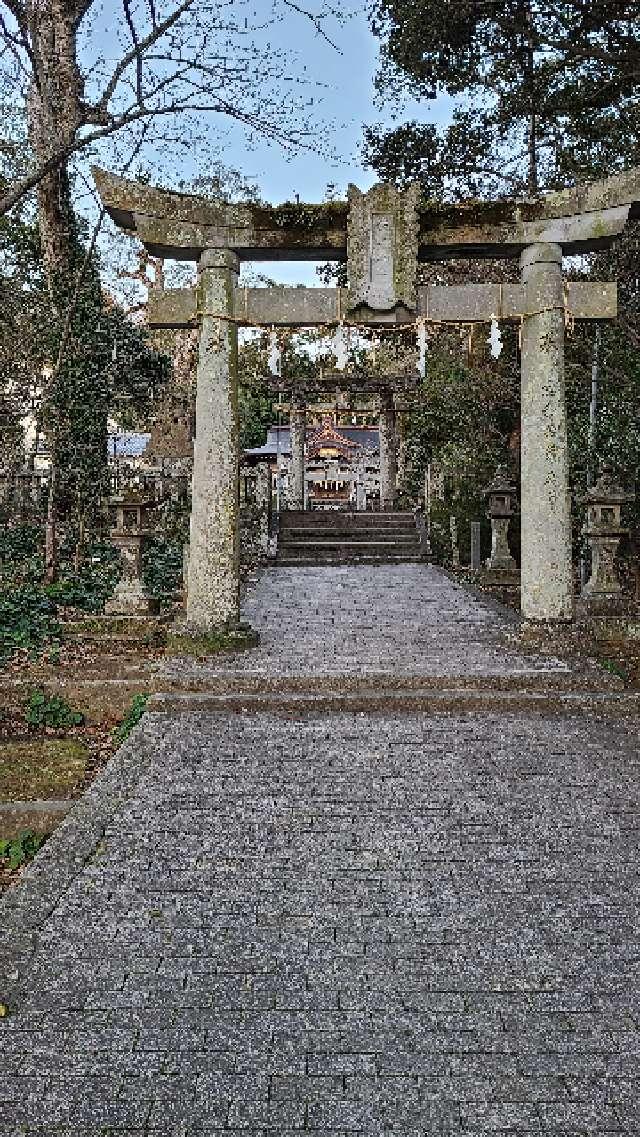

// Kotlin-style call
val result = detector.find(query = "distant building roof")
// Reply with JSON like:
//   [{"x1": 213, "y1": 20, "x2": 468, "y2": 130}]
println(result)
[
  {"x1": 244, "y1": 424, "x2": 379, "y2": 459},
  {"x1": 108, "y1": 432, "x2": 150, "y2": 458}
]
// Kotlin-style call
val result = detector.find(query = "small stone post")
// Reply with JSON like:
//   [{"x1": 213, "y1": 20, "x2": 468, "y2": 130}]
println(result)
[
  {"x1": 288, "y1": 395, "x2": 306, "y2": 510},
  {"x1": 356, "y1": 454, "x2": 367, "y2": 511},
  {"x1": 577, "y1": 468, "x2": 635, "y2": 619},
  {"x1": 520, "y1": 242, "x2": 573, "y2": 621},
  {"x1": 379, "y1": 388, "x2": 397, "y2": 512},
  {"x1": 484, "y1": 467, "x2": 517, "y2": 573},
  {"x1": 449, "y1": 515, "x2": 460, "y2": 568},
  {"x1": 470, "y1": 521, "x2": 481, "y2": 572},
  {"x1": 187, "y1": 249, "x2": 240, "y2": 631}
]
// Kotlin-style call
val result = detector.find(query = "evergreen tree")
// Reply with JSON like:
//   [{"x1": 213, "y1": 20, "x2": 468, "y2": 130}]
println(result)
[{"x1": 367, "y1": 0, "x2": 640, "y2": 198}]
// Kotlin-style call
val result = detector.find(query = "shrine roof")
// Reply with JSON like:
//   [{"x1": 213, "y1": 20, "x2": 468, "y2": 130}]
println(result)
[
  {"x1": 244, "y1": 425, "x2": 379, "y2": 459},
  {"x1": 307, "y1": 419, "x2": 358, "y2": 458}
]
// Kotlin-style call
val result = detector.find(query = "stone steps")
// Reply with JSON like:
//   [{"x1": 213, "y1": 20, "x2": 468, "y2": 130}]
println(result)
[
  {"x1": 150, "y1": 686, "x2": 640, "y2": 719},
  {"x1": 157, "y1": 666, "x2": 621, "y2": 696},
  {"x1": 277, "y1": 555, "x2": 425, "y2": 566},
  {"x1": 282, "y1": 539, "x2": 420, "y2": 550},
  {"x1": 277, "y1": 510, "x2": 424, "y2": 566},
  {"x1": 281, "y1": 510, "x2": 416, "y2": 528},
  {"x1": 282, "y1": 530, "x2": 419, "y2": 542}
]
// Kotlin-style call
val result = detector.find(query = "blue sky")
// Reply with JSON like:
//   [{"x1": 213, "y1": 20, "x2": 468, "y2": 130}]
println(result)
[
  {"x1": 220, "y1": 6, "x2": 452, "y2": 204},
  {"x1": 209, "y1": 5, "x2": 452, "y2": 284},
  {"x1": 90, "y1": 4, "x2": 452, "y2": 291}
]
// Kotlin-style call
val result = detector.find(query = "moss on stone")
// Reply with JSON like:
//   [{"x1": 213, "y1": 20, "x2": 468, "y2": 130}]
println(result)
[
  {"x1": 252, "y1": 201, "x2": 348, "y2": 233},
  {"x1": 165, "y1": 627, "x2": 259, "y2": 657}
]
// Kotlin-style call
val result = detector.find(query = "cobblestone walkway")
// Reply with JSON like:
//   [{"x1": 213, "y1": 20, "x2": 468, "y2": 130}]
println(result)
[{"x1": 1, "y1": 566, "x2": 639, "y2": 1135}]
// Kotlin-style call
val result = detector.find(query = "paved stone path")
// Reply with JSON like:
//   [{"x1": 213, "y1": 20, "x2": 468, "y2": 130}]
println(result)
[
  {"x1": 162, "y1": 565, "x2": 571, "y2": 681},
  {"x1": 1, "y1": 565, "x2": 639, "y2": 1135}
]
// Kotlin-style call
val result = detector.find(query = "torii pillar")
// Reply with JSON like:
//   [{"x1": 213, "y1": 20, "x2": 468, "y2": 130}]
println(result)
[
  {"x1": 378, "y1": 389, "x2": 397, "y2": 512},
  {"x1": 288, "y1": 395, "x2": 306, "y2": 511},
  {"x1": 188, "y1": 249, "x2": 240, "y2": 629},
  {"x1": 520, "y1": 243, "x2": 573, "y2": 621}
]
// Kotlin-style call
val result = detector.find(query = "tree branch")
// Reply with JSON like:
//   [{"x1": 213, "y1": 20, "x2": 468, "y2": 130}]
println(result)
[
  {"x1": 0, "y1": 91, "x2": 318, "y2": 215},
  {"x1": 281, "y1": 0, "x2": 342, "y2": 52},
  {"x1": 0, "y1": 11, "x2": 29, "y2": 73},
  {"x1": 53, "y1": 123, "x2": 151, "y2": 378},
  {"x1": 121, "y1": 0, "x2": 144, "y2": 106},
  {"x1": 92, "y1": 0, "x2": 195, "y2": 114},
  {"x1": 0, "y1": 0, "x2": 25, "y2": 22}
]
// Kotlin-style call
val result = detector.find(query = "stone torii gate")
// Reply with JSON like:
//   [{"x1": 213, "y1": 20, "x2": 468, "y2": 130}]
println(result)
[{"x1": 94, "y1": 166, "x2": 640, "y2": 632}]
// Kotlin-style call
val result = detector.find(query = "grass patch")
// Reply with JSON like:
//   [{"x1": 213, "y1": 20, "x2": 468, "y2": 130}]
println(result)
[
  {"x1": 600, "y1": 658, "x2": 629, "y2": 682},
  {"x1": 0, "y1": 830, "x2": 46, "y2": 871},
  {"x1": 0, "y1": 738, "x2": 88, "y2": 801},
  {"x1": 113, "y1": 693, "x2": 149, "y2": 746},
  {"x1": 165, "y1": 627, "x2": 259, "y2": 657}
]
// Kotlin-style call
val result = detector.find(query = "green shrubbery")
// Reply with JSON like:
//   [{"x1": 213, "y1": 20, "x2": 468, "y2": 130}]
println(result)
[
  {"x1": 142, "y1": 538, "x2": 183, "y2": 608},
  {"x1": 0, "y1": 585, "x2": 61, "y2": 662},
  {"x1": 0, "y1": 831, "x2": 45, "y2": 871},
  {"x1": 113, "y1": 693, "x2": 149, "y2": 745},
  {"x1": 25, "y1": 688, "x2": 85, "y2": 730},
  {"x1": 0, "y1": 526, "x2": 121, "y2": 661}
]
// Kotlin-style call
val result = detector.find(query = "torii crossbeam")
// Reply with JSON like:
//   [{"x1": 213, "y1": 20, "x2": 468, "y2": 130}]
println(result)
[{"x1": 94, "y1": 166, "x2": 640, "y2": 631}]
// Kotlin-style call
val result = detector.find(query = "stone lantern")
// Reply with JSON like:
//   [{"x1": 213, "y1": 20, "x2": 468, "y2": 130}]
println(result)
[
  {"x1": 577, "y1": 468, "x2": 635, "y2": 618},
  {"x1": 105, "y1": 494, "x2": 159, "y2": 616},
  {"x1": 484, "y1": 466, "x2": 517, "y2": 573}
]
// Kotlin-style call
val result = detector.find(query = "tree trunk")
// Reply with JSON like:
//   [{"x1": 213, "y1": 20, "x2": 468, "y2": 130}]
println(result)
[
  {"x1": 26, "y1": 0, "x2": 85, "y2": 581},
  {"x1": 44, "y1": 468, "x2": 57, "y2": 584},
  {"x1": 26, "y1": 0, "x2": 83, "y2": 286},
  {"x1": 523, "y1": 1, "x2": 538, "y2": 196}
]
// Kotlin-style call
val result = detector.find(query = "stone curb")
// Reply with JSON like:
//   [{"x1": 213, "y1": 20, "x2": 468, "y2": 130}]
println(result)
[
  {"x1": 0, "y1": 714, "x2": 168, "y2": 1007},
  {"x1": 153, "y1": 667, "x2": 628, "y2": 696},
  {"x1": 150, "y1": 687, "x2": 640, "y2": 719},
  {"x1": 0, "y1": 800, "x2": 72, "y2": 815}
]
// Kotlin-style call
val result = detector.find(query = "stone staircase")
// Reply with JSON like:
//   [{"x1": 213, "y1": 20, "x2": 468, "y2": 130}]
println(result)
[{"x1": 276, "y1": 510, "x2": 425, "y2": 566}]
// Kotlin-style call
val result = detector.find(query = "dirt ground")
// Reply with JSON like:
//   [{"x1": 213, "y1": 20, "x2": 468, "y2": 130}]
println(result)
[
  {"x1": 0, "y1": 630, "x2": 165, "y2": 892},
  {"x1": 457, "y1": 569, "x2": 640, "y2": 690}
]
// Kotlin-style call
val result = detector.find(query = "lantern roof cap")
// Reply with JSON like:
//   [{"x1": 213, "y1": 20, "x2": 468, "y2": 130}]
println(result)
[
  {"x1": 484, "y1": 465, "x2": 516, "y2": 498},
  {"x1": 583, "y1": 468, "x2": 634, "y2": 505}
]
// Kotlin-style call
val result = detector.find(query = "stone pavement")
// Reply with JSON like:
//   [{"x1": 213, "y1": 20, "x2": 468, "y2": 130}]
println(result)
[
  {"x1": 162, "y1": 565, "x2": 572, "y2": 682},
  {"x1": 1, "y1": 565, "x2": 640, "y2": 1135}
]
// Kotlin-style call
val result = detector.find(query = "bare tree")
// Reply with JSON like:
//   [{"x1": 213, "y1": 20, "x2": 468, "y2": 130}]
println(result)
[{"x1": 0, "y1": 0, "x2": 342, "y2": 246}]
